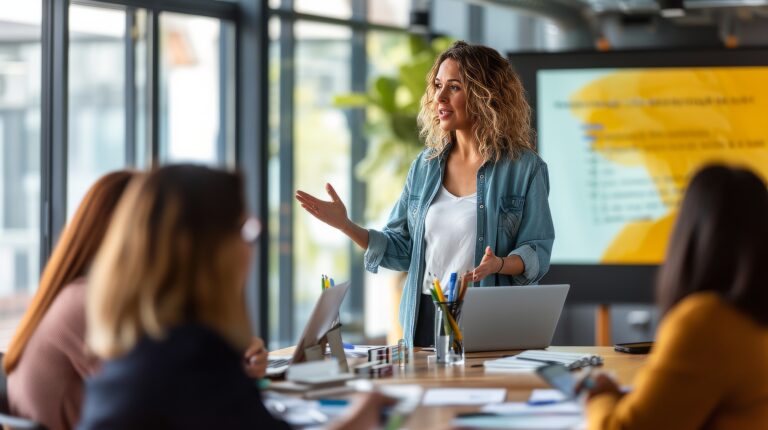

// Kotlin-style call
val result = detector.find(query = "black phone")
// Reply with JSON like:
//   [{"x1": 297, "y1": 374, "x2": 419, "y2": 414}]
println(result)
[
  {"x1": 614, "y1": 341, "x2": 653, "y2": 354},
  {"x1": 535, "y1": 363, "x2": 577, "y2": 400}
]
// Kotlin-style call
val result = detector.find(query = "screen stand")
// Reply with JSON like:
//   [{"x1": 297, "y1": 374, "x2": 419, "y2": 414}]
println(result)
[{"x1": 301, "y1": 323, "x2": 349, "y2": 372}]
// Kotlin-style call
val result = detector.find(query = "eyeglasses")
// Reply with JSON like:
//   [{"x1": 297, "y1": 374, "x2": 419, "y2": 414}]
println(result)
[{"x1": 241, "y1": 216, "x2": 262, "y2": 244}]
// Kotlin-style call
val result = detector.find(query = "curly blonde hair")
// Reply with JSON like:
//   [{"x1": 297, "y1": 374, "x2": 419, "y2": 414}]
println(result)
[{"x1": 417, "y1": 41, "x2": 535, "y2": 162}]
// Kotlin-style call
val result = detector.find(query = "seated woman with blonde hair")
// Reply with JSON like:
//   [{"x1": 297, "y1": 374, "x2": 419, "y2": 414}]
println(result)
[
  {"x1": 78, "y1": 165, "x2": 390, "y2": 429},
  {"x1": 581, "y1": 164, "x2": 768, "y2": 429},
  {"x1": 4, "y1": 170, "x2": 135, "y2": 430}
]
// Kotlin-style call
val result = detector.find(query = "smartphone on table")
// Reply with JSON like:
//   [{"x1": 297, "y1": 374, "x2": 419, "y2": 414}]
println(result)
[{"x1": 614, "y1": 341, "x2": 653, "y2": 354}]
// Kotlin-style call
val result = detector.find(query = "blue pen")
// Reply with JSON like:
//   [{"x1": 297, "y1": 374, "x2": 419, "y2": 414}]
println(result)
[
  {"x1": 342, "y1": 342, "x2": 354, "y2": 350},
  {"x1": 527, "y1": 399, "x2": 560, "y2": 406},
  {"x1": 448, "y1": 272, "x2": 457, "y2": 302},
  {"x1": 318, "y1": 399, "x2": 350, "y2": 407}
]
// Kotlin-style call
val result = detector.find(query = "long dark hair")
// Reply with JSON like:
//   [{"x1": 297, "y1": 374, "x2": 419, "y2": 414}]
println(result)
[
  {"x1": 657, "y1": 164, "x2": 768, "y2": 325},
  {"x1": 4, "y1": 170, "x2": 136, "y2": 374}
]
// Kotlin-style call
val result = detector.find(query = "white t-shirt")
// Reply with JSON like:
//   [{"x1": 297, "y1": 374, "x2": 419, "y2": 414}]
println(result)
[{"x1": 423, "y1": 186, "x2": 477, "y2": 295}]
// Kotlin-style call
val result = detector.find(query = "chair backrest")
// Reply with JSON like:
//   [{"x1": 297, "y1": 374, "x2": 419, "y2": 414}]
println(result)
[
  {"x1": 0, "y1": 352, "x2": 48, "y2": 430},
  {"x1": 0, "y1": 351, "x2": 9, "y2": 413}
]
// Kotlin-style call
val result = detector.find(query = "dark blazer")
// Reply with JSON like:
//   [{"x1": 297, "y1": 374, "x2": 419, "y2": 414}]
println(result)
[{"x1": 78, "y1": 323, "x2": 290, "y2": 430}]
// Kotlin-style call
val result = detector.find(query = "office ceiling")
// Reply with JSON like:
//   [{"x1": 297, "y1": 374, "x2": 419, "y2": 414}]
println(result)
[
  {"x1": 471, "y1": 0, "x2": 768, "y2": 16},
  {"x1": 467, "y1": 0, "x2": 768, "y2": 30},
  {"x1": 575, "y1": 0, "x2": 768, "y2": 14}
]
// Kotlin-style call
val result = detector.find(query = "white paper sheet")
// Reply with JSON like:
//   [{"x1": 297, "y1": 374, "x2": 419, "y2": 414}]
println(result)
[
  {"x1": 452, "y1": 414, "x2": 584, "y2": 429},
  {"x1": 422, "y1": 388, "x2": 507, "y2": 406},
  {"x1": 483, "y1": 401, "x2": 582, "y2": 415}
]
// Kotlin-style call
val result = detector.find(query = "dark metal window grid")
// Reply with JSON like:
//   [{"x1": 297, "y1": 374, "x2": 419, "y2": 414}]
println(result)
[{"x1": 37, "y1": 0, "x2": 428, "y2": 347}]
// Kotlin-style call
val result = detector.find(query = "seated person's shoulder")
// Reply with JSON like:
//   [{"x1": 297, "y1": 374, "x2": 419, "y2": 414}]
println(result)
[
  {"x1": 667, "y1": 292, "x2": 740, "y2": 329},
  {"x1": 94, "y1": 324, "x2": 240, "y2": 388},
  {"x1": 45, "y1": 278, "x2": 87, "y2": 318},
  {"x1": 660, "y1": 291, "x2": 766, "y2": 353},
  {"x1": 83, "y1": 324, "x2": 262, "y2": 428},
  {"x1": 30, "y1": 278, "x2": 89, "y2": 351}
]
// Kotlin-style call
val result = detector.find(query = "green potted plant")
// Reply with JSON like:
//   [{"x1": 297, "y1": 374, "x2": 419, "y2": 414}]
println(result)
[{"x1": 334, "y1": 35, "x2": 453, "y2": 221}]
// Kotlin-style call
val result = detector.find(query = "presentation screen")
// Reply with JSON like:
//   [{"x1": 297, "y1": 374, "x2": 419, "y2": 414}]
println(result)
[{"x1": 511, "y1": 49, "x2": 768, "y2": 302}]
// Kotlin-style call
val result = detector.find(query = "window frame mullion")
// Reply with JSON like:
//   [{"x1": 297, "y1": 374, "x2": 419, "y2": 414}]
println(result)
[{"x1": 40, "y1": 0, "x2": 70, "y2": 266}]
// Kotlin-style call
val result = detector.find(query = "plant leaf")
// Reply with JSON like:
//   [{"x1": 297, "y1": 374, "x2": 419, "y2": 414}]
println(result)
[
  {"x1": 333, "y1": 93, "x2": 369, "y2": 108},
  {"x1": 372, "y1": 77, "x2": 399, "y2": 113}
]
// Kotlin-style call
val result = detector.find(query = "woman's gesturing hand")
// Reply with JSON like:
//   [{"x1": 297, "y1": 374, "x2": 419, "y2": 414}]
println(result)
[
  {"x1": 470, "y1": 246, "x2": 503, "y2": 282},
  {"x1": 295, "y1": 183, "x2": 350, "y2": 231}
]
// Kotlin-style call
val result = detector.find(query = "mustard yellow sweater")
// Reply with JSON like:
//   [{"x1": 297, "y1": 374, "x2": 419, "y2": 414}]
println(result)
[{"x1": 588, "y1": 292, "x2": 768, "y2": 430}]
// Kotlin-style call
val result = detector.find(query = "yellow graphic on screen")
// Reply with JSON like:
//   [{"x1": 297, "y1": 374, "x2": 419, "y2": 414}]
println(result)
[{"x1": 569, "y1": 68, "x2": 768, "y2": 264}]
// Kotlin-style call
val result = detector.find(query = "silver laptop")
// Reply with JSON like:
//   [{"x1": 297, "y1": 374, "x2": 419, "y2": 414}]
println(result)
[
  {"x1": 461, "y1": 284, "x2": 569, "y2": 352},
  {"x1": 267, "y1": 282, "x2": 351, "y2": 376}
]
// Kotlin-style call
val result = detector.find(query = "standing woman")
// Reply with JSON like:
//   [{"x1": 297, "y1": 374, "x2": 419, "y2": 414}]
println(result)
[{"x1": 296, "y1": 41, "x2": 554, "y2": 346}]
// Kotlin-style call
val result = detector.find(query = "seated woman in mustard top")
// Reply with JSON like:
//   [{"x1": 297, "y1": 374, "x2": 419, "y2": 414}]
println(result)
[{"x1": 582, "y1": 164, "x2": 768, "y2": 430}]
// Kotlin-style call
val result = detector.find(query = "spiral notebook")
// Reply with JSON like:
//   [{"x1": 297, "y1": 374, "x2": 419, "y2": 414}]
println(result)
[{"x1": 484, "y1": 350, "x2": 603, "y2": 372}]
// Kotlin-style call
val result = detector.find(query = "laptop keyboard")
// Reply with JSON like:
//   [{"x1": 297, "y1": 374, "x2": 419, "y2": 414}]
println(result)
[{"x1": 267, "y1": 358, "x2": 291, "y2": 369}]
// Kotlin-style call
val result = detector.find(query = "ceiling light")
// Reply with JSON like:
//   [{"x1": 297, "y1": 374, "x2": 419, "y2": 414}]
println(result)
[{"x1": 658, "y1": 0, "x2": 686, "y2": 17}]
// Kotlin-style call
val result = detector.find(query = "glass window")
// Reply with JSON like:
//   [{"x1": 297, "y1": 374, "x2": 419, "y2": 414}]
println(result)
[
  {"x1": 159, "y1": 12, "x2": 231, "y2": 165},
  {"x1": 67, "y1": 3, "x2": 126, "y2": 218},
  {"x1": 133, "y1": 8, "x2": 149, "y2": 169},
  {"x1": 363, "y1": 31, "x2": 412, "y2": 343},
  {"x1": 292, "y1": 21, "x2": 352, "y2": 341},
  {"x1": 0, "y1": 0, "x2": 41, "y2": 349},
  {"x1": 295, "y1": 0, "x2": 352, "y2": 20},
  {"x1": 267, "y1": 16, "x2": 282, "y2": 349},
  {"x1": 431, "y1": 0, "x2": 469, "y2": 41},
  {"x1": 367, "y1": 0, "x2": 410, "y2": 28}
]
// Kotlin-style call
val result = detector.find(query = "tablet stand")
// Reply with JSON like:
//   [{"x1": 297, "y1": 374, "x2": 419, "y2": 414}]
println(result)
[{"x1": 301, "y1": 323, "x2": 349, "y2": 372}]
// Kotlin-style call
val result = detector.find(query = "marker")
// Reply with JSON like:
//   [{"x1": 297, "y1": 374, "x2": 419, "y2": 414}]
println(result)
[
  {"x1": 318, "y1": 399, "x2": 350, "y2": 407},
  {"x1": 527, "y1": 399, "x2": 560, "y2": 406}
]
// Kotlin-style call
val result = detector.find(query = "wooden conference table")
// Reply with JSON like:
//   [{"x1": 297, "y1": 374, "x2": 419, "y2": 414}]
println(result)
[{"x1": 269, "y1": 346, "x2": 648, "y2": 429}]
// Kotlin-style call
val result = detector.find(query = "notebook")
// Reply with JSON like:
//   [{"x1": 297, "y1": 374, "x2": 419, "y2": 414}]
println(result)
[{"x1": 484, "y1": 350, "x2": 603, "y2": 372}]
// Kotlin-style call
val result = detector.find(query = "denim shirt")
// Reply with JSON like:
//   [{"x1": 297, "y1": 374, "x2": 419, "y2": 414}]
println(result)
[{"x1": 364, "y1": 147, "x2": 555, "y2": 346}]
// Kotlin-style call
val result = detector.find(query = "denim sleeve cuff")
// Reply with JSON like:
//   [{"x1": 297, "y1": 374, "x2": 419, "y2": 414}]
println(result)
[
  {"x1": 509, "y1": 244, "x2": 539, "y2": 285},
  {"x1": 364, "y1": 229, "x2": 387, "y2": 274}
]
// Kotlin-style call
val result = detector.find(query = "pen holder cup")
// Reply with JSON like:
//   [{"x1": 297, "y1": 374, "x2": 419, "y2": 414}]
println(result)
[{"x1": 433, "y1": 301, "x2": 464, "y2": 365}]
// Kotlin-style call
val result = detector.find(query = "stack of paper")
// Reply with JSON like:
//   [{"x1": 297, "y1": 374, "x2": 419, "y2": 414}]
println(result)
[
  {"x1": 452, "y1": 389, "x2": 584, "y2": 429},
  {"x1": 484, "y1": 350, "x2": 603, "y2": 372}
]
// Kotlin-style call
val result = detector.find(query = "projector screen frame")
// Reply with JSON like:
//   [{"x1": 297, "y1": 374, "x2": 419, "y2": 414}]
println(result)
[{"x1": 509, "y1": 47, "x2": 768, "y2": 304}]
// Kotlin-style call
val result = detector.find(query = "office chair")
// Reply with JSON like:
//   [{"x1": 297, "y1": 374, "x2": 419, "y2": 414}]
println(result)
[{"x1": 0, "y1": 353, "x2": 48, "y2": 430}]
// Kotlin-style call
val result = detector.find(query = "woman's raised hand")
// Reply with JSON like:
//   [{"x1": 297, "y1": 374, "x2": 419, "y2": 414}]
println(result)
[
  {"x1": 295, "y1": 183, "x2": 350, "y2": 231},
  {"x1": 470, "y1": 246, "x2": 502, "y2": 282}
]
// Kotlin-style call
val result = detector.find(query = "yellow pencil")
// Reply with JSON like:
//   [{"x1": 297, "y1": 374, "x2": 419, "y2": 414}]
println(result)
[{"x1": 434, "y1": 278, "x2": 446, "y2": 302}]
